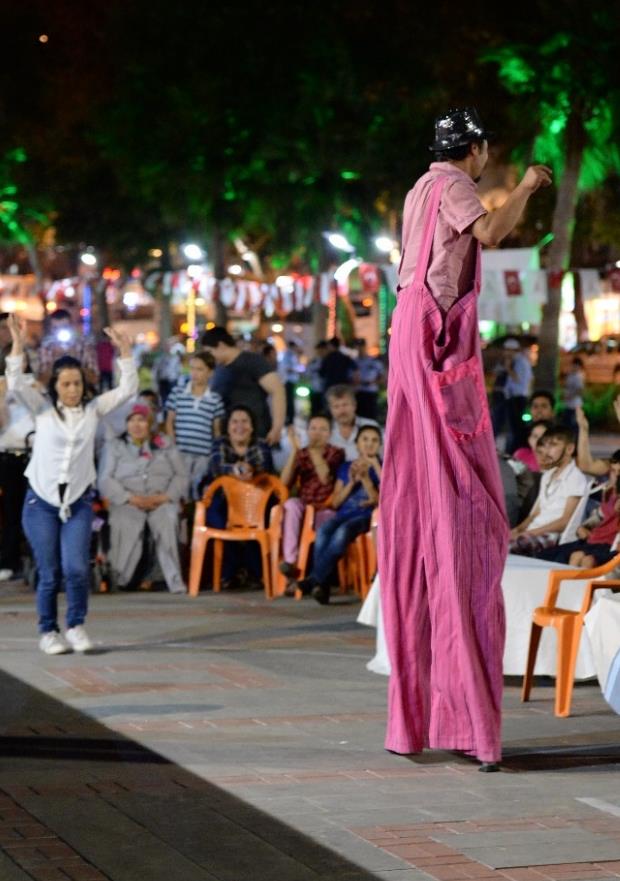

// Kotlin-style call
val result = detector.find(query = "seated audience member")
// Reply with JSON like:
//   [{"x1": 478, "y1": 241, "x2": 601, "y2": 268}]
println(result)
[
  {"x1": 202, "y1": 405, "x2": 273, "y2": 489},
  {"x1": 528, "y1": 389, "x2": 555, "y2": 423},
  {"x1": 537, "y1": 450, "x2": 620, "y2": 568},
  {"x1": 292, "y1": 425, "x2": 381, "y2": 604},
  {"x1": 98, "y1": 404, "x2": 189, "y2": 593},
  {"x1": 200, "y1": 405, "x2": 274, "y2": 589},
  {"x1": 279, "y1": 415, "x2": 345, "y2": 583},
  {"x1": 165, "y1": 351, "x2": 225, "y2": 496},
  {"x1": 509, "y1": 426, "x2": 589, "y2": 557},
  {"x1": 513, "y1": 420, "x2": 553, "y2": 472},
  {"x1": 326, "y1": 384, "x2": 379, "y2": 461}
]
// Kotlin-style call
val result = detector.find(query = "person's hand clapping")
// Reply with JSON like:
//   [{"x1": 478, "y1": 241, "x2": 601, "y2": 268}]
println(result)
[{"x1": 287, "y1": 424, "x2": 301, "y2": 451}]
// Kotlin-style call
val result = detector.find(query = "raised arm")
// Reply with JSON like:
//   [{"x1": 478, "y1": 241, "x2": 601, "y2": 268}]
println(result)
[
  {"x1": 259, "y1": 371, "x2": 285, "y2": 445},
  {"x1": 576, "y1": 406, "x2": 609, "y2": 477},
  {"x1": 94, "y1": 327, "x2": 139, "y2": 416},
  {"x1": 5, "y1": 315, "x2": 47, "y2": 414},
  {"x1": 471, "y1": 165, "x2": 552, "y2": 247}
]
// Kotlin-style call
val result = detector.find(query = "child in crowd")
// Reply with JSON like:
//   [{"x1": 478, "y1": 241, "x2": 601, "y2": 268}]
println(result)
[
  {"x1": 292, "y1": 424, "x2": 381, "y2": 604},
  {"x1": 279, "y1": 415, "x2": 344, "y2": 584}
]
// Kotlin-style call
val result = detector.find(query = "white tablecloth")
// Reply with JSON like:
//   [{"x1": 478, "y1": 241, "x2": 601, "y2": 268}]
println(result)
[
  {"x1": 358, "y1": 555, "x2": 604, "y2": 680},
  {"x1": 501, "y1": 554, "x2": 604, "y2": 678},
  {"x1": 584, "y1": 595, "x2": 620, "y2": 708}
]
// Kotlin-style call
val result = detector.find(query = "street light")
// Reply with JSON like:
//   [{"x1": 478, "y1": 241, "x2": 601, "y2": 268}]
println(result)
[
  {"x1": 374, "y1": 235, "x2": 395, "y2": 253},
  {"x1": 182, "y1": 243, "x2": 203, "y2": 261},
  {"x1": 324, "y1": 232, "x2": 355, "y2": 253},
  {"x1": 80, "y1": 252, "x2": 97, "y2": 266}
]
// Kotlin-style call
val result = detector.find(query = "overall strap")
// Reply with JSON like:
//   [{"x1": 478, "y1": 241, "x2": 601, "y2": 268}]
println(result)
[{"x1": 413, "y1": 176, "x2": 448, "y2": 287}]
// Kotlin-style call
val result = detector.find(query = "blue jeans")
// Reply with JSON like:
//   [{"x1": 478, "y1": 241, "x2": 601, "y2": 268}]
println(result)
[
  {"x1": 310, "y1": 512, "x2": 371, "y2": 585},
  {"x1": 22, "y1": 487, "x2": 94, "y2": 634}
]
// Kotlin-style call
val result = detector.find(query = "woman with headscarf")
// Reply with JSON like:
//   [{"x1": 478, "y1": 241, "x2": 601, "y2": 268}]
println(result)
[{"x1": 98, "y1": 403, "x2": 189, "y2": 594}]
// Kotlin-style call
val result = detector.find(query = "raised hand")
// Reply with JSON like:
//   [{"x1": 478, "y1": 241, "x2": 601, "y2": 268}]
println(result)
[
  {"x1": 7, "y1": 314, "x2": 26, "y2": 354},
  {"x1": 104, "y1": 326, "x2": 132, "y2": 359},
  {"x1": 575, "y1": 406, "x2": 589, "y2": 432},
  {"x1": 521, "y1": 165, "x2": 553, "y2": 194}
]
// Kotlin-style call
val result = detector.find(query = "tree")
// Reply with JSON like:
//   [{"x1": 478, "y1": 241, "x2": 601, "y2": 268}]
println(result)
[
  {"x1": 484, "y1": 11, "x2": 620, "y2": 388},
  {"x1": 0, "y1": 148, "x2": 54, "y2": 289}
]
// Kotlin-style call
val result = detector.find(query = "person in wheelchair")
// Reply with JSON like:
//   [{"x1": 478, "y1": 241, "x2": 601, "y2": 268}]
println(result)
[{"x1": 98, "y1": 403, "x2": 189, "y2": 593}]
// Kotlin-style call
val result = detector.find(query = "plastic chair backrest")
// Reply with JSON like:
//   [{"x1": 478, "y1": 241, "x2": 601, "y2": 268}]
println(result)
[{"x1": 203, "y1": 475, "x2": 287, "y2": 530}]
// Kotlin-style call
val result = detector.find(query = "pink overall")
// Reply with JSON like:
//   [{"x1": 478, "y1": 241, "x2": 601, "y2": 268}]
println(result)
[{"x1": 379, "y1": 177, "x2": 508, "y2": 763}]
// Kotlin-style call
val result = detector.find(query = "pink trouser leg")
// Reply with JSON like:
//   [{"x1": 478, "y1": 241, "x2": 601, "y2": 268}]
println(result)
[
  {"x1": 282, "y1": 498, "x2": 306, "y2": 564},
  {"x1": 379, "y1": 383, "x2": 432, "y2": 755},
  {"x1": 314, "y1": 509, "x2": 336, "y2": 529}
]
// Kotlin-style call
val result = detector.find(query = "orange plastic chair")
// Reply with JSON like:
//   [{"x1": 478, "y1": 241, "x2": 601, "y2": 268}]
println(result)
[
  {"x1": 189, "y1": 474, "x2": 288, "y2": 599},
  {"x1": 521, "y1": 552, "x2": 620, "y2": 717}
]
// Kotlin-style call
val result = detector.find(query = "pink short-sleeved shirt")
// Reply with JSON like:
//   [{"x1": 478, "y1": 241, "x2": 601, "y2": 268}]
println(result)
[{"x1": 398, "y1": 162, "x2": 487, "y2": 311}]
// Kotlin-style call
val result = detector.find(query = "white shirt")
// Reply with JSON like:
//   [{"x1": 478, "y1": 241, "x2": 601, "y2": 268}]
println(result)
[
  {"x1": 6, "y1": 355, "x2": 138, "y2": 510},
  {"x1": 529, "y1": 460, "x2": 589, "y2": 538},
  {"x1": 330, "y1": 416, "x2": 380, "y2": 462}
]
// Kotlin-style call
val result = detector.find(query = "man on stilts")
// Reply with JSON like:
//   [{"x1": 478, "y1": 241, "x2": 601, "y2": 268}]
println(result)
[{"x1": 379, "y1": 108, "x2": 551, "y2": 769}]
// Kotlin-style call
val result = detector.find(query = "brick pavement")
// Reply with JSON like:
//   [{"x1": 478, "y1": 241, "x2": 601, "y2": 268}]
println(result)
[{"x1": 0, "y1": 585, "x2": 619, "y2": 880}]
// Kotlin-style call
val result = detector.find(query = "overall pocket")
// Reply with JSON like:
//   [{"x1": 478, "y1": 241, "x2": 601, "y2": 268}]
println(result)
[{"x1": 433, "y1": 355, "x2": 488, "y2": 441}]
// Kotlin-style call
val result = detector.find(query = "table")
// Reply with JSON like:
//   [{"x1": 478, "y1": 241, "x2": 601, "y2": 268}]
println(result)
[
  {"x1": 501, "y1": 554, "x2": 602, "y2": 679},
  {"x1": 360, "y1": 556, "x2": 606, "y2": 680}
]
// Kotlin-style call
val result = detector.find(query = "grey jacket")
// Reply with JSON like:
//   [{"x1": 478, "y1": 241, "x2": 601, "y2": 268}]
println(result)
[{"x1": 98, "y1": 435, "x2": 189, "y2": 505}]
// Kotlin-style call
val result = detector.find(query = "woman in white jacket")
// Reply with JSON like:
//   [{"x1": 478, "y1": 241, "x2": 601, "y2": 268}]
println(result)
[{"x1": 6, "y1": 315, "x2": 138, "y2": 655}]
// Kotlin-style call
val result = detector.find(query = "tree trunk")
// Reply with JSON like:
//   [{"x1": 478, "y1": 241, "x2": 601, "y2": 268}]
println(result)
[
  {"x1": 94, "y1": 277, "x2": 110, "y2": 330},
  {"x1": 155, "y1": 280, "x2": 172, "y2": 343},
  {"x1": 534, "y1": 109, "x2": 585, "y2": 390},
  {"x1": 573, "y1": 270, "x2": 589, "y2": 342},
  {"x1": 210, "y1": 228, "x2": 228, "y2": 328}
]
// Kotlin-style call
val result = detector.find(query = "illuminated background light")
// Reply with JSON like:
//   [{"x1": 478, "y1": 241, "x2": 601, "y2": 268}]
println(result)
[
  {"x1": 80, "y1": 253, "x2": 97, "y2": 266},
  {"x1": 374, "y1": 235, "x2": 394, "y2": 253},
  {"x1": 228, "y1": 264, "x2": 243, "y2": 275},
  {"x1": 271, "y1": 323, "x2": 283, "y2": 333},
  {"x1": 182, "y1": 243, "x2": 203, "y2": 261},
  {"x1": 325, "y1": 232, "x2": 355, "y2": 253}
]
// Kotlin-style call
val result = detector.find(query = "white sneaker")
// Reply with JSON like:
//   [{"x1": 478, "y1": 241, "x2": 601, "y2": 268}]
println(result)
[
  {"x1": 0, "y1": 568, "x2": 14, "y2": 581},
  {"x1": 39, "y1": 632, "x2": 71, "y2": 655},
  {"x1": 65, "y1": 625, "x2": 94, "y2": 653}
]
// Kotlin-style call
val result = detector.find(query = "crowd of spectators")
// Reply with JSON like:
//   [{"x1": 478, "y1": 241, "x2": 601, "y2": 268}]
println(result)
[
  {"x1": 0, "y1": 312, "x2": 386, "y2": 603},
  {"x1": 3, "y1": 309, "x2": 620, "y2": 608}
]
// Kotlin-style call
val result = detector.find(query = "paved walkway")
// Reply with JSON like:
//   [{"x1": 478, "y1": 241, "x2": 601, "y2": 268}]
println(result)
[{"x1": 0, "y1": 580, "x2": 619, "y2": 881}]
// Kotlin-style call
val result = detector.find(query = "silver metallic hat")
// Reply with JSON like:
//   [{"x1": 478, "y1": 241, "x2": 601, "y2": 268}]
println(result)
[{"x1": 429, "y1": 107, "x2": 494, "y2": 152}]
